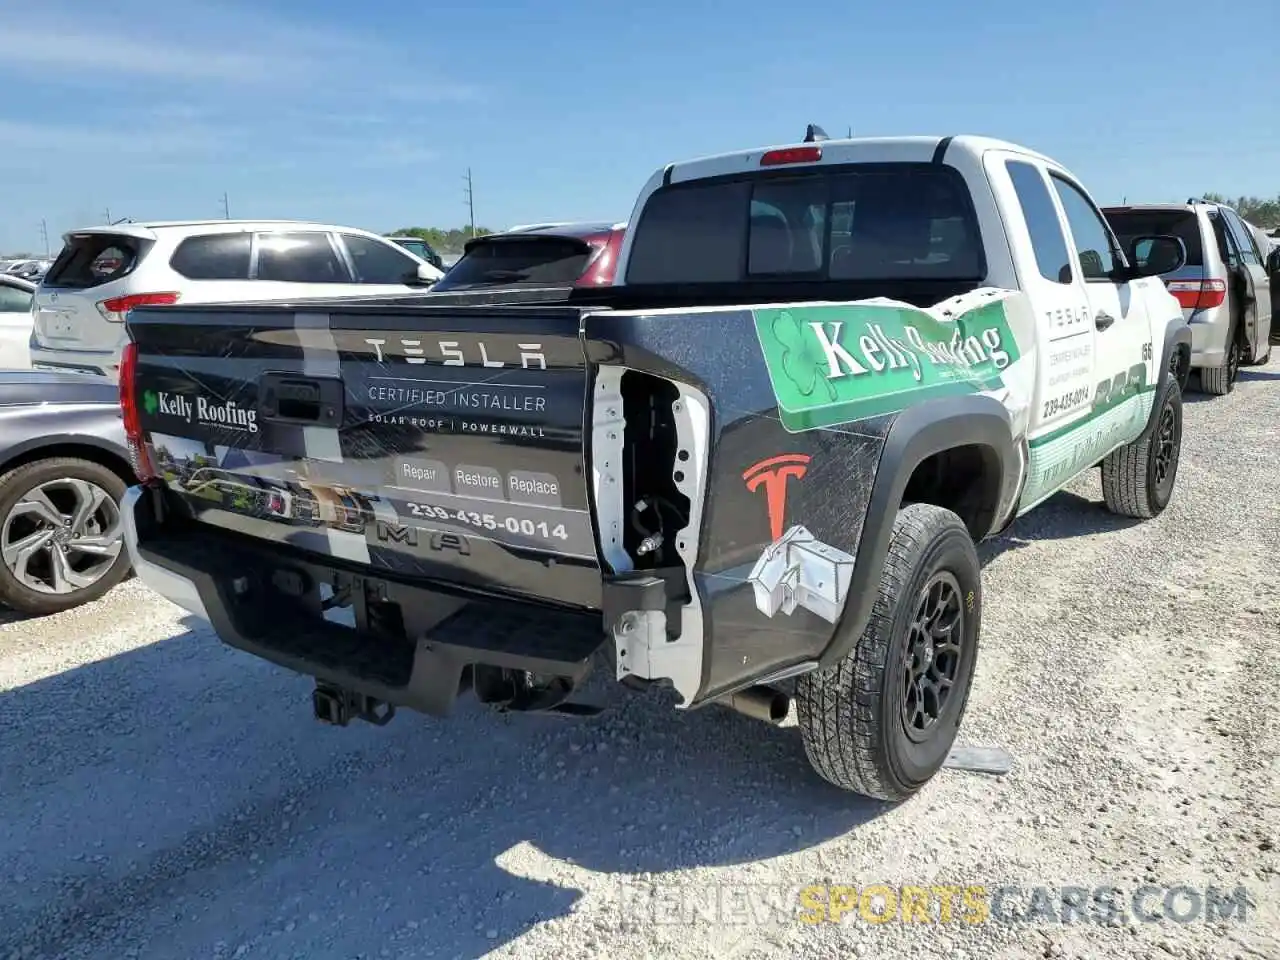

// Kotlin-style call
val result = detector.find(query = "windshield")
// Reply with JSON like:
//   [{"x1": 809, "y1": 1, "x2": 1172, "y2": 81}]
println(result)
[
  {"x1": 391, "y1": 238, "x2": 434, "y2": 259},
  {"x1": 431, "y1": 237, "x2": 593, "y2": 290},
  {"x1": 625, "y1": 163, "x2": 984, "y2": 284}
]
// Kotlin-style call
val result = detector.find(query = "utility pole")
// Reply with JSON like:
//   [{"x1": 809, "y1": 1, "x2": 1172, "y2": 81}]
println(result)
[
  {"x1": 39, "y1": 219, "x2": 49, "y2": 257},
  {"x1": 104, "y1": 207, "x2": 112, "y2": 224},
  {"x1": 463, "y1": 168, "x2": 475, "y2": 238},
  {"x1": 220, "y1": 192, "x2": 231, "y2": 219}
]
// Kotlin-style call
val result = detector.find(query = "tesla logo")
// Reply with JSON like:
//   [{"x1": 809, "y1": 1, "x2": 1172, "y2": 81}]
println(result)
[
  {"x1": 363, "y1": 337, "x2": 546, "y2": 369},
  {"x1": 743, "y1": 453, "x2": 811, "y2": 541}
]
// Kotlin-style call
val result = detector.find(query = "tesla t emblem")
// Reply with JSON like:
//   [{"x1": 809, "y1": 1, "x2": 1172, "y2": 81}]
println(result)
[{"x1": 743, "y1": 453, "x2": 811, "y2": 541}]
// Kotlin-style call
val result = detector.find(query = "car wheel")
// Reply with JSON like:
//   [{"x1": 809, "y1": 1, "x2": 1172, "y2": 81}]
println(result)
[
  {"x1": 1100, "y1": 378, "x2": 1182, "y2": 519},
  {"x1": 795, "y1": 502, "x2": 980, "y2": 801},
  {"x1": 1200, "y1": 323, "x2": 1240, "y2": 395},
  {"x1": 0, "y1": 457, "x2": 131, "y2": 616}
]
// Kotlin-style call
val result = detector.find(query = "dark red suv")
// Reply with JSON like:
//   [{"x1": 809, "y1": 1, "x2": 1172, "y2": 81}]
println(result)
[{"x1": 430, "y1": 221, "x2": 626, "y2": 293}]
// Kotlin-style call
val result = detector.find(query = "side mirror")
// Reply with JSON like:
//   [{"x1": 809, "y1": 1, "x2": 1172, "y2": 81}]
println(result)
[
  {"x1": 406, "y1": 263, "x2": 437, "y2": 287},
  {"x1": 1267, "y1": 247, "x2": 1280, "y2": 274},
  {"x1": 1124, "y1": 235, "x2": 1186, "y2": 279}
]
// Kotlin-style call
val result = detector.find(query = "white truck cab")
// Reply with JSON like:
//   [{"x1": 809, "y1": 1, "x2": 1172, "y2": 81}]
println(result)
[{"x1": 615, "y1": 131, "x2": 1191, "y2": 515}]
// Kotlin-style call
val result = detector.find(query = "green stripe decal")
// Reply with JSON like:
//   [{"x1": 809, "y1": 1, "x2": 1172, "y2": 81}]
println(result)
[
  {"x1": 1030, "y1": 384, "x2": 1157, "y2": 448},
  {"x1": 1020, "y1": 388, "x2": 1155, "y2": 511}
]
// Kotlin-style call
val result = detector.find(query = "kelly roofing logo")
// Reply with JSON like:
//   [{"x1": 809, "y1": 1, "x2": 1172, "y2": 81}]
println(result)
[
  {"x1": 145, "y1": 389, "x2": 258, "y2": 434},
  {"x1": 753, "y1": 298, "x2": 1023, "y2": 432},
  {"x1": 743, "y1": 453, "x2": 811, "y2": 542}
]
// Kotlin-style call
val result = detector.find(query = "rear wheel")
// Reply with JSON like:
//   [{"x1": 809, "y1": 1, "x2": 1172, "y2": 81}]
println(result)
[
  {"x1": 1200, "y1": 321, "x2": 1240, "y2": 395},
  {"x1": 0, "y1": 458, "x2": 130, "y2": 616},
  {"x1": 795, "y1": 503, "x2": 980, "y2": 801},
  {"x1": 1100, "y1": 378, "x2": 1182, "y2": 519}
]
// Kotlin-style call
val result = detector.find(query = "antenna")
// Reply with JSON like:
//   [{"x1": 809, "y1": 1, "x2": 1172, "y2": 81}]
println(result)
[
  {"x1": 463, "y1": 168, "x2": 476, "y2": 238},
  {"x1": 104, "y1": 207, "x2": 112, "y2": 223},
  {"x1": 220, "y1": 192, "x2": 231, "y2": 219},
  {"x1": 803, "y1": 124, "x2": 830, "y2": 143}
]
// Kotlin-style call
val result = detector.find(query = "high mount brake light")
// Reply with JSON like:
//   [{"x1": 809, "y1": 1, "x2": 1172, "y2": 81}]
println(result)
[
  {"x1": 97, "y1": 291, "x2": 180, "y2": 323},
  {"x1": 1165, "y1": 278, "x2": 1226, "y2": 310},
  {"x1": 760, "y1": 146, "x2": 822, "y2": 167},
  {"x1": 119, "y1": 341, "x2": 156, "y2": 482}
]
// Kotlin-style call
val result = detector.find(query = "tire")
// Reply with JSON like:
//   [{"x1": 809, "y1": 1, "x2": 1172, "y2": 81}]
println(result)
[
  {"x1": 1100, "y1": 378, "x2": 1182, "y2": 520},
  {"x1": 1199, "y1": 321, "x2": 1240, "y2": 395},
  {"x1": 795, "y1": 502, "x2": 980, "y2": 801},
  {"x1": 0, "y1": 457, "x2": 131, "y2": 616}
]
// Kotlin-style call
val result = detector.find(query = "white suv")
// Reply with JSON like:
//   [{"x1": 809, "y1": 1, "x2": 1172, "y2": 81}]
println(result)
[{"x1": 31, "y1": 220, "x2": 445, "y2": 379}]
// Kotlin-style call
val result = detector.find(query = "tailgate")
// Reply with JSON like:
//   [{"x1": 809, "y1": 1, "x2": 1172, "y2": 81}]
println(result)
[{"x1": 128, "y1": 303, "x2": 601, "y2": 609}]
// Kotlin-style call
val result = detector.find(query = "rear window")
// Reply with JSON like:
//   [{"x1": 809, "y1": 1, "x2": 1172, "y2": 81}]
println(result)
[
  {"x1": 1103, "y1": 210, "x2": 1204, "y2": 268},
  {"x1": 432, "y1": 237, "x2": 593, "y2": 290},
  {"x1": 169, "y1": 234, "x2": 252, "y2": 280},
  {"x1": 43, "y1": 233, "x2": 150, "y2": 289},
  {"x1": 625, "y1": 164, "x2": 985, "y2": 285}
]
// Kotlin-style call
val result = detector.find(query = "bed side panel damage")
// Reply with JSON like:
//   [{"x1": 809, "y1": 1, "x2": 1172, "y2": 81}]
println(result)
[{"x1": 589, "y1": 287, "x2": 1036, "y2": 706}]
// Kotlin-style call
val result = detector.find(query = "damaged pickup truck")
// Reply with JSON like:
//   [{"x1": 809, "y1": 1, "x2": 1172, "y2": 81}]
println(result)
[{"x1": 119, "y1": 131, "x2": 1192, "y2": 800}]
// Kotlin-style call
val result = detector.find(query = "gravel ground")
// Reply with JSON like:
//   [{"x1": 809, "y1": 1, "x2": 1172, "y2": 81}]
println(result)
[{"x1": 1, "y1": 360, "x2": 1277, "y2": 960}]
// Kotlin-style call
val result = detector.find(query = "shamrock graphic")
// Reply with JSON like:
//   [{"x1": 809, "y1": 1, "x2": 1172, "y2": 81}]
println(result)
[
  {"x1": 143, "y1": 390, "x2": 158, "y2": 415},
  {"x1": 770, "y1": 310, "x2": 837, "y2": 403}
]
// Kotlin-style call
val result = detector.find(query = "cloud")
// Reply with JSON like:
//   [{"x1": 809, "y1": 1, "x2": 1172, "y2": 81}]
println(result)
[
  {"x1": 0, "y1": 118, "x2": 227, "y2": 157},
  {"x1": 0, "y1": 0, "x2": 480, "y2": 100},
  {"x1": 0, "y1": 27, "x2": 281, "y2": 84}
]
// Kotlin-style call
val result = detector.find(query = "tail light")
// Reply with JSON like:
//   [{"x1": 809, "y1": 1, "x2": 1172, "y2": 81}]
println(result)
[
  {"x1": 1165, "y1": 278, "x2": 1226, "y2": 310},
  {"x1": 576, "y1": 229, "x2": 627, "y2": 287},
  {"x1": 96, "y1": 292, "x2": 180, "y2": 323},
  {"x1": 119, "y1": 341, "x2": 157, "y2": 481}
]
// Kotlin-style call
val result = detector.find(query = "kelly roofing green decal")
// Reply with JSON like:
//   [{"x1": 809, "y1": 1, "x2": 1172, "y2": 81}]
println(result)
[{"x1": 753, "y1": 298, "x2": 1024, "y2": 432}]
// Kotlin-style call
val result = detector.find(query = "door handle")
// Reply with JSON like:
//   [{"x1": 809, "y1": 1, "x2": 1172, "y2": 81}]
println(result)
[
  {"x1": 1095, "y1": 312, "x2": 1115, "y2": 332},
  {"x1": 258, "y1": 373, "x2": 344, "y2": 426}
]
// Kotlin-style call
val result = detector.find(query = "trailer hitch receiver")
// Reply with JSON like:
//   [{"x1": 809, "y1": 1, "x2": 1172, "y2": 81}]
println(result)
[{"x1": 312, "y1": 682, "x2": 397, "y2": 727}]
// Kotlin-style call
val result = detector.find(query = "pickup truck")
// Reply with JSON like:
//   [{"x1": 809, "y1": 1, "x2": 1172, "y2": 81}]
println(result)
[{"x1": 118, "y1": 131, "x2": 1192, "y2": 801}]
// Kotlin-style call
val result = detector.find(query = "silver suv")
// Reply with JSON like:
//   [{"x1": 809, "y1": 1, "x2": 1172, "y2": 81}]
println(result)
[
  {"x1": 1103, "y1": 200, "x2": 1272, "y2": 395},
  {"x1": 31, "y1": 220, "x2": 444, "y2": 380}
]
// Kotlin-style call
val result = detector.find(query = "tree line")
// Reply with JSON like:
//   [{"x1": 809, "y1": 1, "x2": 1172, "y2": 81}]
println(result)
[
  {"x1": 387, "y1": 226, "x2": 496, "y2": 254},
  {"x1": 1200, "y1": 194, "x2": 1280, "y2": 228}
]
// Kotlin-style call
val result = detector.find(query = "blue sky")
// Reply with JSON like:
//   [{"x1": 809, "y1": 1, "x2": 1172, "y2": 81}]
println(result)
[{"x1": 1, "y1": 0, "x2": 1277, "y2": 254}]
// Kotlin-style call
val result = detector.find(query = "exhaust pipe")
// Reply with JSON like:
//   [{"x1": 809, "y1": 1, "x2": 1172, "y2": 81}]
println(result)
[{"x1": 723, "y1": 685, "x2": 791, "y2": 724}]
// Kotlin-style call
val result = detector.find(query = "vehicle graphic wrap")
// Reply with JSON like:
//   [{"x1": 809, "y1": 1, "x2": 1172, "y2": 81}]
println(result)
[{"x1": 751, "y1": 289, "x2": 1035, "y2": 433}]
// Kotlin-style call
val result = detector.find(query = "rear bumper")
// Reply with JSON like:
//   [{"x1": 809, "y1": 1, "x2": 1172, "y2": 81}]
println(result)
[
  {"x1": 30, "y1": 344, "x2": 120, "y2": 379},
  {"x1": 1187, "y1": 310, "x2": 1229, "y2": 368},
  {"x1": 121, "y1": 483, "x2": 678, "y2": 716}
]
